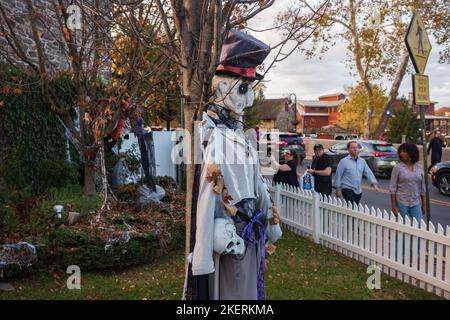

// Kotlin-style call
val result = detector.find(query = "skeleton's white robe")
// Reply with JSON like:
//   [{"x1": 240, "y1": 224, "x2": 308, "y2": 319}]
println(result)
[{"x1": 189, "y1": 113, "x2": 282, "y2": 299}]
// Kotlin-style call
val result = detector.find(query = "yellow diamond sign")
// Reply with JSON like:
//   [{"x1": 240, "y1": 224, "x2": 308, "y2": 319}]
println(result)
[{"x1": 405, "y1": 13, "x2": 432, "y2": 74}]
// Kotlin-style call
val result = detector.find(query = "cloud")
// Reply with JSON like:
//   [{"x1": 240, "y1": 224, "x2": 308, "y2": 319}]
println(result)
[{"x1": 248, "y1": 1, "x2": 450, "y2": 108}]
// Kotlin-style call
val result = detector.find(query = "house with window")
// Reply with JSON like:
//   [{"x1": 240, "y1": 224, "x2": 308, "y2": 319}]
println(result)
[
  {"x1": 253, "y1": 98, "x2": 298, "y2": 132},
  {"x1": 298, "y1": 93, "x2": 347, "y2": 133},
  {"x1": 252, "y1": 93, "x2": 348, "y2": 133}
]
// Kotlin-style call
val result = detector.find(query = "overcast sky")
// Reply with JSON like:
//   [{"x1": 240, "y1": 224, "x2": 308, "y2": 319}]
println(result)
[{"x1": 248, "y1": 0, "x2": 449, "y2": 108}]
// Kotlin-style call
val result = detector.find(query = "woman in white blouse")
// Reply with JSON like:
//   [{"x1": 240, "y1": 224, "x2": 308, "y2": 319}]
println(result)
[{"x1": 389, "y1": 143, "x2": 425, "y2": 221}]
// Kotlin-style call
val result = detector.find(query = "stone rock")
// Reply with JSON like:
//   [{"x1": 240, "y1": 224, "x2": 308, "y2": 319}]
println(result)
[
  {"x1": 0, "y1": 283, "x2": 15, "y2": 292},
  {"x1": 136, "y1": 185, "x2": 166, "y2": 211},
  {"x1": 68, "y1": 212, "x2": 81, "y2": 225},
  {"x1": 0, "y1": 242, "x2": 37, "y2": 267}
]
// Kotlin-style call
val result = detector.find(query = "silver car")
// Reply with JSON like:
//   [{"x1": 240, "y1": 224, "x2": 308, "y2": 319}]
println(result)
[{"x1": 326, "y1": 140, "x2": 399, "y2": 177}]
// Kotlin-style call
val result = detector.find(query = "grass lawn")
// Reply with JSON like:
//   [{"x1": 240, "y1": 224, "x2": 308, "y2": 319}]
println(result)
[{"x1": 0, "y1": 230, "x2": 441, "y2": 300}]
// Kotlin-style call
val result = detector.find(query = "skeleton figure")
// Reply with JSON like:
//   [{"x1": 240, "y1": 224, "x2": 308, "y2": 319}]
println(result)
[
  {"x1": 212, "y1": 76, "x2": 255, "y2": 116},
  {"x1": 184, "y1": 29, "x2": 282, "y2": 300}
]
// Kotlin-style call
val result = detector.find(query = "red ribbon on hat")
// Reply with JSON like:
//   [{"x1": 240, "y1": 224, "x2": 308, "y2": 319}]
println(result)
[{"x1": 217, "y1": 64, "x2": 256, "y2": 78}]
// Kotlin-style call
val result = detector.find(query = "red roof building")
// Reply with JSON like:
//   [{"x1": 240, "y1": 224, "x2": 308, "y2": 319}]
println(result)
[
  {"x1": 298, "y1": 93, "x2": 347, "y2": 133},
  {"x1": 435, "y1": 107, "x2": 450, "y2": 117}
]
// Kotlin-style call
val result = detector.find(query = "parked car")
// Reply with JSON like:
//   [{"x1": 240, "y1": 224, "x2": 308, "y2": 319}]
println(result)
[
  {"x1": 325, "y1": 140, "x2": 399, "y2": 177},
  {"x1": 258, "y1": 132, "x2": 306, "y2": 165},
  {"x1": 335, "y1": 134, "x2": 360, "y2": 140},
  {"x1": 430, "y1": 161, "x2": 450, "y2": 196}
]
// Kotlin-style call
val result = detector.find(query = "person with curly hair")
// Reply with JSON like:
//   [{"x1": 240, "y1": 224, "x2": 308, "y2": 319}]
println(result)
[{"x1": 389, "y1": 143, "x2": 425, "y2": 220}]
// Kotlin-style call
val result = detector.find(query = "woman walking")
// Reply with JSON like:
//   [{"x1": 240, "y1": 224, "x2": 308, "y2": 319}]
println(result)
[
  {"x1": 271, "y1": 149, "x2": 300, "y2": 188},
  {"x1": 389, "y1": 143, "x2": 425, "y2": 221}
]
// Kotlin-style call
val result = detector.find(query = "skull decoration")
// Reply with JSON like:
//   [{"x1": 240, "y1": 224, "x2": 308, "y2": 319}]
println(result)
[
  {"x1": 213, "y1": 218, "x2": 245, "y2": 255},
  {"x1": 212, "y1": 76, "x2": 255, "y2": 116}
]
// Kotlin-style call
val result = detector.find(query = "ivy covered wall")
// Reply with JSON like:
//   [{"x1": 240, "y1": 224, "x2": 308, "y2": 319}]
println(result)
[{"x1": 0, "y1": 63, "x2": 77, "y2": 194}]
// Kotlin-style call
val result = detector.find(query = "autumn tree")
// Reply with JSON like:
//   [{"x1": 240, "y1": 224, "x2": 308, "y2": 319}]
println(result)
[
  {"x1": 279, "y1": 0, "x2": 449, "y2": 138},
  {"x1": 338, "y1": 83, "x2": 387, "y2": 138},
  {"x1": 110, "y1": 5, "x2": 181, "y2": 130},
  {"x1": 143, "y1": 62, "x2": 181, "y2": 130},
  {"x1": 0, "y1": 0, "x2": 172, "y2": 202}
]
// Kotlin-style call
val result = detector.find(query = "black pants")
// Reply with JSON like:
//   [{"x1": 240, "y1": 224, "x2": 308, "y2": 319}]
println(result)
[
  {"x1": 342, "y1": 188, "x2": 362, "y2": 206},
  {"x1": 315, "y1": 185, "x2": 332, "y2": 197},
  {"x1": 428, "y1": 154, "x2": 441, "y2": 172}
]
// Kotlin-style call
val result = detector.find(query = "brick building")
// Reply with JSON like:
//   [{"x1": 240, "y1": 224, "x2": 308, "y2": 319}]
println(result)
[
  {"x1": 253, "y1": 93, "x2": 347, "y2": 133},
  {"x1": 298, "y1": 93, "x2": 347, "y2": 133},
  {"x1": 435, "y1": 107, "x2": 450, "y2": 117},
  {"x1": 391, "y1": 95, "x2": 437, "y2": 116}
]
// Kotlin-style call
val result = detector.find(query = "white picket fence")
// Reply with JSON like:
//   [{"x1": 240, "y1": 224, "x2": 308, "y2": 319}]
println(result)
[{"x1": 265, "y1": 178, "x2": 450, "y2": 299}]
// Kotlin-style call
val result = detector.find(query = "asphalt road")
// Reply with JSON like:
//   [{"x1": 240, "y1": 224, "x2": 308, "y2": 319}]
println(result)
[{"x1": 262, "y1": 160, "x2": 450, "y2": 228}]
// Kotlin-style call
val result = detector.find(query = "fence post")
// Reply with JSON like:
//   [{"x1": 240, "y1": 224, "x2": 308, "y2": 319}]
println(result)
[
  {"x1": 312, "y1": 192, "x2": 321, "y2": 244},
  {"x1": 274, "y1": 183, "x2": 282, "y2": 210}
]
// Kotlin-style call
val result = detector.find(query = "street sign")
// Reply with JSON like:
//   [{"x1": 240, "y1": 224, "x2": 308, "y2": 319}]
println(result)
[
  {"x1": 405, "y1": 12, "x2": 433, "y2": 225},
  {"x1": 412, "y1": 74, "x2": 430, "y2": 105},
  {"x1": 405, "y1": 13, "x2": 432, "y2": 74}
]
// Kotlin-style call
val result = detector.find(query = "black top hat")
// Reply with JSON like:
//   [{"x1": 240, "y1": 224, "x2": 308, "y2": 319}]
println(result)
[{"x1": 215, "y1": 29, "x2": 270, "y2": 81}]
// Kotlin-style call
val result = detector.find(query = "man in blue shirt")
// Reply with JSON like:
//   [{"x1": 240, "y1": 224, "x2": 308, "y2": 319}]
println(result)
[{"x1": 335, "y1": 141, "x2": 380, "y2": 205}]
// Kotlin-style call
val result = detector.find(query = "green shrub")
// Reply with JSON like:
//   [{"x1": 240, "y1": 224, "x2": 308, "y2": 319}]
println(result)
[
  {"x1": 0, "y1": 159, "x2": 31, "y2": 233},
  {"x1": 0, "y1": 205, "x2": 20, "y2": 235},
  {"x1": 45, "y1": 185, "x2": 102, "y2": 216},
  {"x1": 22, "y1": 185, "x2": 102, "y2": 236},
  {"x1": 49, "y1": 227, "x2": 160, "y2": 271},
  {"x1": 0, "y1": 177, "x2": 185, "y2": 280},
  {"x1": 1, "y1": 222, "x2": 185, "y2": 279},
  {"x1": 34, "y1": 159, "x2": 80, "y2": 193},
  {"x1": 0, "y1": 158, "x2": 32, "y2": 204}
]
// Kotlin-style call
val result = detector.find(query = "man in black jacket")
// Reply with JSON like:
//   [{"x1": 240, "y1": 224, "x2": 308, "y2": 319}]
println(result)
[
  {"x1": 307, "y1": 144, "x2": 333, "y2": 196},
  {"x1": 427, "y1": 130, "x2": 447, "y2": 171}
]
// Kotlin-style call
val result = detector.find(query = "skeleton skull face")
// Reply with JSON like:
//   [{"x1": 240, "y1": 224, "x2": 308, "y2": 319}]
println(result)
[
  {"x1": 212, "y1": 75, "x2": 254, "y2": 115},
  {"x1": 213, "y1": 218, "x2": 245, "y2": 255}
]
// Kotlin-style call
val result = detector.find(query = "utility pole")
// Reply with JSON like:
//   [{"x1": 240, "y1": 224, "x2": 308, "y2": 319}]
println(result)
[
  {"x1": 405, "y1": 12, "x2": 432, "y2": 225},
  {"x1": 289, "y1": 93, "x2": 298, "y2": 133},
  {"x1": 420, "y1": 106, "x2": 431, "y2": 224}
]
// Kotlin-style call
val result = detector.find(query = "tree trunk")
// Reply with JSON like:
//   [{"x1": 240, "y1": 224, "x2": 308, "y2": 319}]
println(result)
[
  {"x1": 363, "y1": 115, "x2": 370, "y2": 139},
  {"x1": 84, "y1": 162, "x2": 96, "y2": 198},
  {"x1": 183, "y1": 99, "x2": 199, "y2": 272},
  {"x1": 350, "y1": 0, "x2": 374, "y2": 99},
  {"x1": 373, "y1": 50, "x2": 410, "y2": 139},
  {"x1": 349, "y1": 0, "x2": 374, "y2": 139}
]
